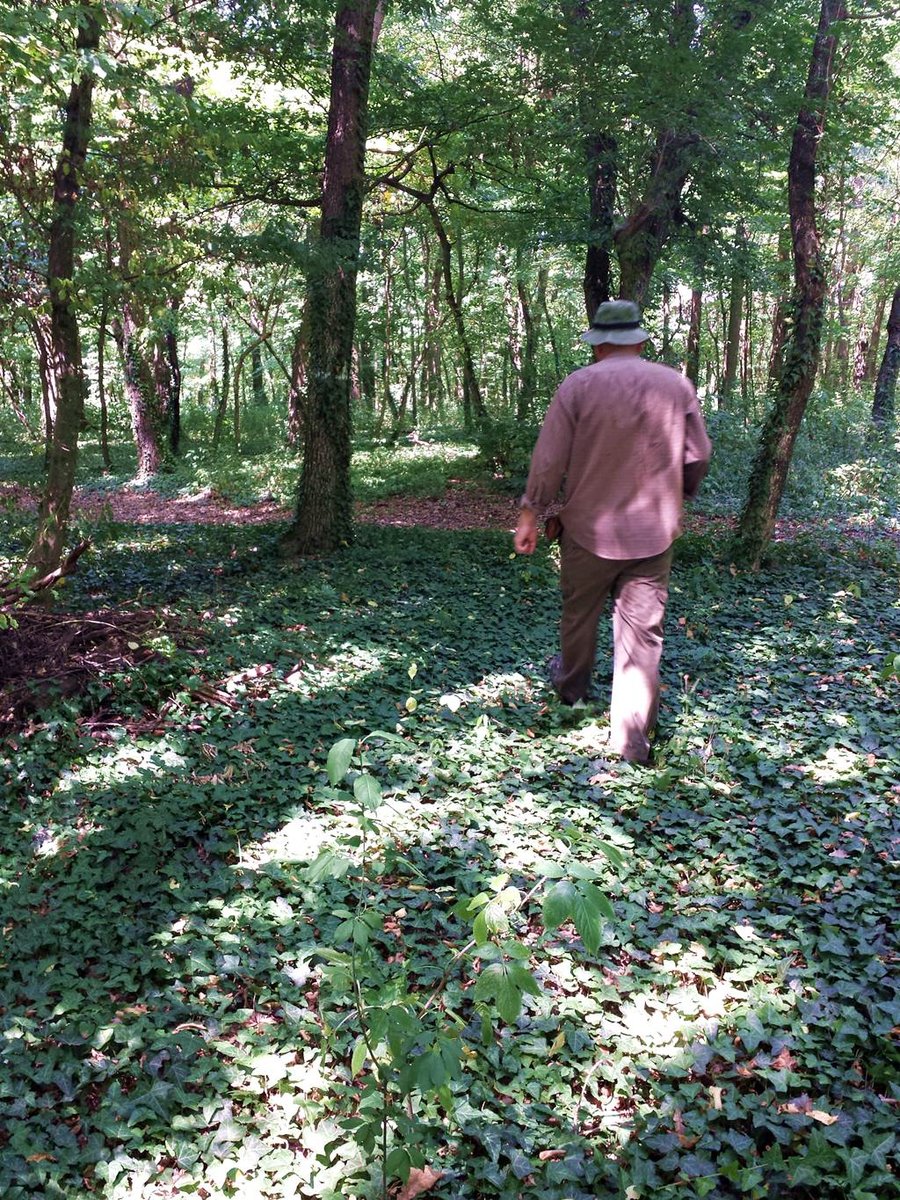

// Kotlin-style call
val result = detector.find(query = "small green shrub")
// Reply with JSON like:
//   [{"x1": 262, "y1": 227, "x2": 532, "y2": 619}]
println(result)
[{"x1": 475, "y1": 419, "x2": 540, "y2": 491}]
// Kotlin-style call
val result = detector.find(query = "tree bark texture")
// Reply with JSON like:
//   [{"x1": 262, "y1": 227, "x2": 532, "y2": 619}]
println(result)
[
  {"x1": 28, "y1": 7, "x2": 101, "y2": 574},
  {"x1": 733, "y1": 0, "x2": 847, "y2": 569},
  {"x1": 281, "y1": 0, "x2": 381, "y2": 555},
  {"x1": 614, "y1": 127, "x2": 698, "y2": 306},
  {"x1": 872, "y1": 285, "x2": 900, "y2": 427}
]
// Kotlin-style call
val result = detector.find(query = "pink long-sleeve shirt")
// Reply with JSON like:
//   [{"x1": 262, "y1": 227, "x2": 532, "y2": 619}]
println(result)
[{"x1": 522, "y1": 355, "x2": 712, "y2": 559}]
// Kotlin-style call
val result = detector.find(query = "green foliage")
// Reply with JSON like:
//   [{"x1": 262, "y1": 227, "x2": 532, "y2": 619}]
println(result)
[
  {"x1": 697, "y1": 396, "x2": 900, "y2": 522},
  {"x1": 475, "y1": 418, "x2": 542, "y2": 491}
]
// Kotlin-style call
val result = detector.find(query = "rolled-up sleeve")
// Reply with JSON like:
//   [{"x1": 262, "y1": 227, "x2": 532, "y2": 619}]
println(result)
[{"x1": 520, "y1": 391, "x2": 575, "y2": 512}]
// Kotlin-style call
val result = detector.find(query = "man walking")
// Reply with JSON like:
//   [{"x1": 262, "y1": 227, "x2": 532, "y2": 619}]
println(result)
[{"x1": 514, "y1": 300, "x2": 712, "y2": 764}]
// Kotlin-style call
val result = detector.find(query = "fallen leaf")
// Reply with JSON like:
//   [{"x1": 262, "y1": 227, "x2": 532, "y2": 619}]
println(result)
[
  {"x1": 810, "y1": 1109, "x2": 840, "y2": 1125},
  {"x1": 709, "y1": 1086, "x2": 723, "y2": 1110},
  {"x1": 396, "y1": 1166, "x2": 444, "y2": 1200},
  {"x1": 771, "y1": 1047, "x2": 798, "y2": 1071},
  {"x1": 538, "y1": 1149, "x2": 566, "y2": 1162}
]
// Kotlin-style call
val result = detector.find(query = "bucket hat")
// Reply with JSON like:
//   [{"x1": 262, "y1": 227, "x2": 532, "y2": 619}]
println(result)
[{"x1": 581, "y1": 299, "x2": 650, "y2": 346}]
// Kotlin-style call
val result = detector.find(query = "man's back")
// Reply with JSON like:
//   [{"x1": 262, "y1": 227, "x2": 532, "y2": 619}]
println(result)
[{"x1": 524, "y1": 355, "x2": 710, "y2": 559}]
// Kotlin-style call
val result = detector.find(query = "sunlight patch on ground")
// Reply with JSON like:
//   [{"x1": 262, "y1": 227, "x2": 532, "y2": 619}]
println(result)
[
  {"x1": 243, "y1": 813, "x2": 336, "y2": 867},
  {"x1": 59, "y1": 739, "x2": 185, "y2": 788}
]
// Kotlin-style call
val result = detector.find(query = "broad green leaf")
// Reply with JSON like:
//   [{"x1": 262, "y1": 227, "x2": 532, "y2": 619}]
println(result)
[
  {"x1": 353, "y1": 772, "x2": 382, "y2": 809},
  {"x1": 572, "y1": 883, "x2": 608, "y2": 954},
  {"x1": 306, "y1": 850, "x2": 353, "y2": 881},
  {"x1": 350, "y1": 1037, "x2": 367, "y2": 1077},
  {"x1": 595, "y1": 841, "x2": 627, "y2": 870},
  {"x1": 327, "y1": 738, "x2": 356, "y2": 786},
  {"x1": 542, "y1": 879, "x2": 577, "y2": 930}
]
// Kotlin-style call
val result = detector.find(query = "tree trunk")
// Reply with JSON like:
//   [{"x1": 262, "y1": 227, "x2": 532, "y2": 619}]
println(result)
[
  {"x1": 165, "y1": 310, "x2": 182, "y2": 456},
  {"x1": 583, "y1": 131, "x2": 617, "y2": 318},
  {"x1": 614, "y1": 126, "x2": 699, "y2": 306},
  {"x1": 428, "y1": 201, "x2": 488, "y2": 430},
  {"x1": 212, "y1": 320, "x2": 230, "y2": 452},
  {"x1": 287, "y1": 312, "x2": 309, "y2": 448},
  {"x1": 97, "y1": 303, "x2": 113, "y2": 469},
  {"x1": 722, "y1": 265, "x2": 745, "y2": 406},
  {"x1": 251, "y1": 342, "x2": 267, "y2": 406},
  {"x1": 685, "y1": 286, "x2": 702, "y2": 386},
  {"x1": 516, "y1": 259, "x2": 539, "y2": 422},
  {"x1": 537, "y1": 267, "x2": 561, "y2": 382},
  {"x1": 421, "y1": 242, "x2": 443, "y2": 416},
  {"x1": 858, "y1": 293, "x2": 887, "y2": 384},
  {"x1": 281, "y1": 0, "x2": 382, "y2": 556},
  {"x1": 872, "y1": 285, "x2": 900, "y2": 427},
  {"x1": 28, "y1": 7, "x2": 101, "y2": 574},
  {"x1": 733, "y1": 0, "x2": 847, "y2": 569},
  {"x1": 115, "y1": 302, "x2": 165, "y2": 479}
]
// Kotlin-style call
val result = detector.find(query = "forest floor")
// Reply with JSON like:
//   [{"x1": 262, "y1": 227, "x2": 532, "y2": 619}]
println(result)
[
  {"x1": 3, "y1": 478, "x2": 899, "y2": 547},
  {"x1": 1, "y1": 476, "x2": 899, "y2": 1200}
]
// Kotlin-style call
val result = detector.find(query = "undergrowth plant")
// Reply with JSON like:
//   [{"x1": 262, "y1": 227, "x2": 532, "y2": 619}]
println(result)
[{"x1": 308, "y1": 733, "x2": 626, "y2": 1197}]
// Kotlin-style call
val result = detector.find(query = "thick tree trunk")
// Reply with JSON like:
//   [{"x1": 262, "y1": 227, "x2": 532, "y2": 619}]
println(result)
[
  {"x1": 28, "y1": 8, "x2": 101, "y2": 574},
  {"x1": 733, "y1": 0, "x2": 847, "y2": 569},
  {"x1": 614, "y1": 126, "x2": 698, "y2": 306},
  {"x1": 872, "y1": 285, "x2": 900, "y2": 427},
  {"x1": 281, "y1": 0, "x2": 381, "y2": 555},
  {"x1": 583, "y1": 131, "x2": 617, "y2": 318}
]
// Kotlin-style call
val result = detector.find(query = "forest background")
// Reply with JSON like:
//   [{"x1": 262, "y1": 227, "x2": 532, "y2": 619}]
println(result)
[{"x1": 1, "y1": 1, "x2": 899, "y2": 1199}]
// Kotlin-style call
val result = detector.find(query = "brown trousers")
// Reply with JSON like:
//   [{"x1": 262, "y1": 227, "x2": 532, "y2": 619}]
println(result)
[{"x1": 554, "y1": 535, "x2": 673, "y2": 762}]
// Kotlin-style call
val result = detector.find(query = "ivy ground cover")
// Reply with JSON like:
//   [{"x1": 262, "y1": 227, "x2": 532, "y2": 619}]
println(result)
[{"x1": 1, "y1": 517, "x2": 898, "y2": 1199}]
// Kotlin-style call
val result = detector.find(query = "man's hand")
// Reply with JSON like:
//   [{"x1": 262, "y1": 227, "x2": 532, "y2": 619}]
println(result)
[{"x1": 514, "y1": 507, "x2": 538, "y2": 555}]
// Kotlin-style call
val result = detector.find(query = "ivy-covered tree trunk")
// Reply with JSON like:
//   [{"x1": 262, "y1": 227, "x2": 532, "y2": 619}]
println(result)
[
  {"x1": 732, "y1": 0, "x2": 847, "y2": 569},
  {"x1": 281, "y1": 0, "x2": 381, "y2": 555},
  {"x1": 872, "y1": 285, "x2": 900, "y2": 427},
  {"x1": 114, "y1": 303, "x2": 168, "y2": 479},
  {"x1": 28, "y1": 7, "x2": 101, "y2": 575}
]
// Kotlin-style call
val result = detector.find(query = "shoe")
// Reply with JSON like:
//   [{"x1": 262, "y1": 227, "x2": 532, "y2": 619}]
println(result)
[{"x1": 546, "y1": 654, "x2": 588, "y2": 706}]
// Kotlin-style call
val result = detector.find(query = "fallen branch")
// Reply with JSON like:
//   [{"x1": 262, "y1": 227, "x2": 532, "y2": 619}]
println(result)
[{"x1": 0, "y1": 540, "x2": 92, "y2": 607}]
